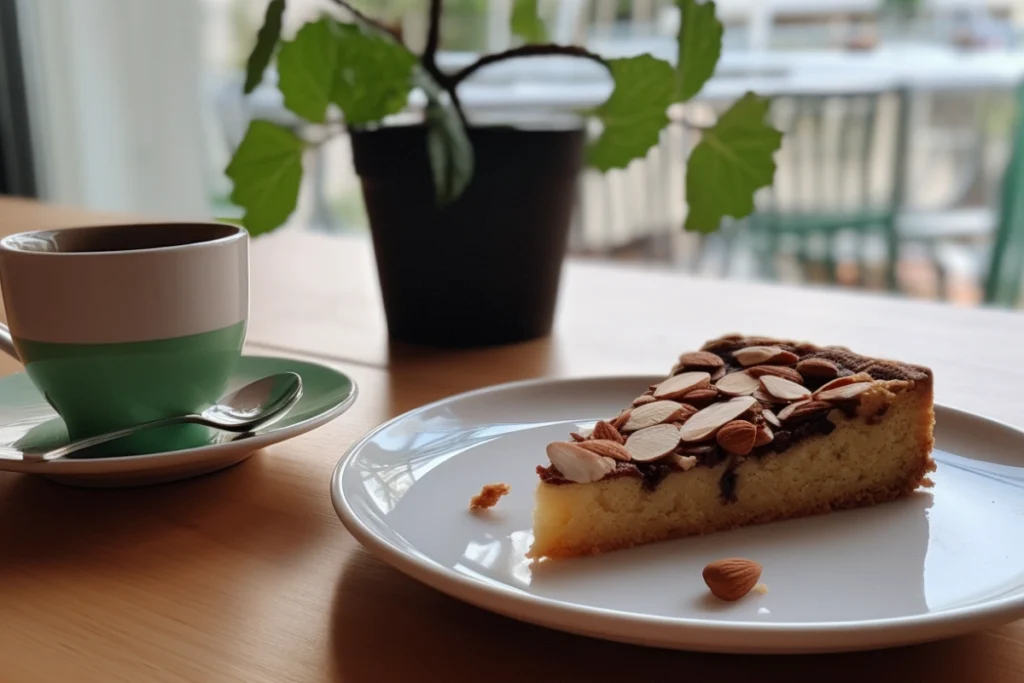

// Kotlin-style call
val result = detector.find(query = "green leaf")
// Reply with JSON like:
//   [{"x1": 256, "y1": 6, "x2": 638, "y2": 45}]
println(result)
[
  {"x1": 675, "y1": 0, "x2": 722, "y2": 102},
  {"x1": 277, "y1": 19, "x2": 337, "y2": 123},
  {"x1": 586, "y1": 55, "x2": 675, "y2": 171},
  {"x1": 415, "y1": 69, "x2": 474, "y2": 205},
  {"x1": 332, "y1": 23, "x2": 417, "y2": 126},
  {"x1": 243, "y1": 0, "x2": 285, "y2": 94},
  {"x1": 225, "y1": 120, "x2": 305, "y2": 236},
  {"x1": 685, "y1": 92, "x2": 782, "y2": 233},
  {"x1": 511, "y1": 0, "x2": 549, "y2": 43}
]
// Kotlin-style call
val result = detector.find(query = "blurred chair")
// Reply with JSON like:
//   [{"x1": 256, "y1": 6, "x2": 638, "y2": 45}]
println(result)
[
  {"x1": 746, "y1": 87, "x2": 911, "y2": 291},
  {"x1": 984, "y1": 82, "x2": 1024, "y2": 307}
]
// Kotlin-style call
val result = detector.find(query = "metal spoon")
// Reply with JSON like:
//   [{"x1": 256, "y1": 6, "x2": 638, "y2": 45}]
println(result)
[{"x1": 35, "y1": 372, "x2": 303, "y2": 461}]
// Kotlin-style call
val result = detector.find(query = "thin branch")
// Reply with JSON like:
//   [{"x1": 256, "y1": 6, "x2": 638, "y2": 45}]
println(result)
[
  {"x1": 422, "y1": 0, "x2": 443, "y2": 71},
  {"x1": 325, "y1": 0, "x2": 402, "y2": 41},
  {"x1": 449, "y1": 44, "x2": 607, "y2": 87}
]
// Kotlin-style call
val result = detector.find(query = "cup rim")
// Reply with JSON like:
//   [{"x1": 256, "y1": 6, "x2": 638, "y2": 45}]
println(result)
[{"x1": 0, "y1": 221, "x2": 248, "y2": 258}]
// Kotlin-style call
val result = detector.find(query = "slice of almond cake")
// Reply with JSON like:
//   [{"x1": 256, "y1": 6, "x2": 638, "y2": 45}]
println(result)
[{"x1": 527, "y1": 334, "x2": 936, "y2": 560}]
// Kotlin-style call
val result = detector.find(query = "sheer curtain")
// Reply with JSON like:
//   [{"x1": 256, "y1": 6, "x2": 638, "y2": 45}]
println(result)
[{"x1": 15, "y1": 0, "x2": 210, "y2": 218}]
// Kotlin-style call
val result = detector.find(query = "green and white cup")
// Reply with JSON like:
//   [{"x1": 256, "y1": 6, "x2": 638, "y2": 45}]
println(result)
[{"x1": 0, "y1": 222, "x2": 248, "y2": 455}]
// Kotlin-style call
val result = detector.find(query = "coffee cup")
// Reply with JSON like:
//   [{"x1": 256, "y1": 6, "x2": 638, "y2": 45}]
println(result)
[{"x1": 0, "y1": 222, "x2": 248, "y2": 455}]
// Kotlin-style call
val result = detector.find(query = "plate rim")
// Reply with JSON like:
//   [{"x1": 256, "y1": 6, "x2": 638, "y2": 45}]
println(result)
[
  {"x1": 330, "y1": 373, "x2": 1024, "y2": 653},
  {"x1": 0, "y1": 353, "x2": 358, "y2": 474}
]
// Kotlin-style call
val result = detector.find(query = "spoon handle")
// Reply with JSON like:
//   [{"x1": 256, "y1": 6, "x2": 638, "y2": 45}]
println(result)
[{"x1": 30, "y1": 414, "x2": 204, "y2": 462}]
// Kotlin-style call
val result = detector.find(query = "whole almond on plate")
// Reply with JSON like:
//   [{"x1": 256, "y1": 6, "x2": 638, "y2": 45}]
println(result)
[
  {"x1": 680, "y1": 388, "x2": 719, "y2": 408},
  {"x1": 546, "y1": 442, "x2": 617, "y2": 483},
  {"x1": 746, "y1": 365, "x2": 804, "y2": 384},
  {"x1": 625, "y1": 424, "x2": 682, "y2": 462},
  {"x1": 716, "y1": 420, "x2": 758, "y2": 455},
  {"x1": 816, "y1": 382, "x2": 873, "y2": 403},
  {"x1": 677, "y1": 351, "x2": 724, "y2": 371},
  {"x1": 623, "y1": 401, "x2": 684, "y2": 432},
  {"x1": 592, "y1": 420, "x2": 625, "y2": 444},
  {"x1": 815, "y1": 372, "x2": 873, "y2": 394},
  {"x1": 715, "y1": 370, "x2": 761, "y2": 397},
  {"x1": 796, "y1": 357, "x2": 839, "y2": 381},
  {"x1": 702, "y1": 558, "x2": 763, "y2": 601},
  {"x1": 760, "y1": 375, "x2": 812, "y2": 402},
  {"x1": 733, "y1": 346, "x2": 799, "y2": 367},
  {"x1": 654, "y1": 371, "x2": 711, "y2": 400},
  {"x1": 680, "y1": 396, "x2": 758, "y2": 443},
  {"x1": 578, "y1": 439, "x2": 632, "y2": 461}
]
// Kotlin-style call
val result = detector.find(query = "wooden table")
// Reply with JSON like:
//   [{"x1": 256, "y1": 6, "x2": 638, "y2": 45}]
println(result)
[{"x1": 1, "y1": 197, "x2": 1024, "y2": 681}]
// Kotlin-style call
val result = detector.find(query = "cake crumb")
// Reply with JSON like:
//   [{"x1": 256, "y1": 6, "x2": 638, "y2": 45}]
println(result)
[
  {"x1": 470, "y1": 483, "x2": 510, "y2": 510},
  {"x1": 751, "y1": 583, "x2": 769, "y2": 595}
]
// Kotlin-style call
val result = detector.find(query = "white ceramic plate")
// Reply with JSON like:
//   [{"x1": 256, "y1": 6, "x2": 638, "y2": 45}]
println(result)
[
  {"x1": 0, "y1": 354, "x2": 356, "y2": 487},
  {"x1": 332, "y1": 375, "x2": 1024, "y2": 654}
]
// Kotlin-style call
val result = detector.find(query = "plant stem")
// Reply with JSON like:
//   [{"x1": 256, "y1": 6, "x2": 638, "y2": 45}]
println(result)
[
  {"x1": 448, "y1": 44, "x2": 607, "y2": 87},
  {"x1": 422, "y1": 0, "x2": 443, "y2": 74},
  {"x1": 325, "y1": 0, "x2": 402, "y2": 41}
]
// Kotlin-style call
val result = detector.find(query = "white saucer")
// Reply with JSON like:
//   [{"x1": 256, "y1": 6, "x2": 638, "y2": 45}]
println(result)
[
  {"x1": 332, "y1": 375, "x2": 1024, "y2": 654},
  {"x1": 0, "y1": 354, "x2": 356, "y2": 487}
]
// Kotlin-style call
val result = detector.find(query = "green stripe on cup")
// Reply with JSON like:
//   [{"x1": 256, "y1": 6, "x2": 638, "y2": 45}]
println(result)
[{"x1": 15, "y1": 321, "x2": 246, "y2": 456}]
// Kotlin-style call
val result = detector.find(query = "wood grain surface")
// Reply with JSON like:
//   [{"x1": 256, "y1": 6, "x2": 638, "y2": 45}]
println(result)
[{"x1": 0, "y1": 197, "x2": 1022, "y2": 682}]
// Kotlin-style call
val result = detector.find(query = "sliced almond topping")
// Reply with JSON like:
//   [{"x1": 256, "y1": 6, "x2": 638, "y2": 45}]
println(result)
[
  {"x1": 762, "y1": 409, "x2": 781, "y2": 428},
  {"x1": 815, "y1": 373, "x2": 873, "y2": 394},
  {"x1": 680, "y1": 388, "x2": 719, "y2": 408},
  {"x1": 625, "y1": 424, "x2": 682, "y2": 462},
  {"x1": 733, "y1": 346, "x2": 799, "y2": 367},
  {"x1": 623, "y1": 400, "x2": 684, "y2": 432},
  {"x1": 677, "y1": 443, "x2": 717, "y2": 458},
  {"x1": 715, "y1": 370, "x2": 761, "y2": 397},
  {"x1": 752, "y1": 388, "x2": 777, "y2": 405},
  {"x1": 733, "y1": 346, "x2": 782, "y2": 367},
  {"x1": 777, "y1": 400, "x2": 809, "y2": 422},
  {"x1": 796, "y1": 358, "x2": 839, "y2": 381},
  {"x1": 677, "y1": 350, "x2": 724, "y2": 371},
  {"x1": 746, "y1": 365, "x2": 804, "y2": 384},
  {"x1": 716, "y1": 420, "x2": 758, "y2": 455},
  {"x1": 592, "y1": 420, "x2": 625, "y2": 444},
  {"x1": 546, "y1": 442, "x2": 617, "y2": 483},
  {"x1": 671, "y1": 454, "x2": 698, "y2": 471},
  {"x1": 754, "y1": 424, "x2": 774, "y2": 446},
  {"x1": 577, "y1": 439, "x2": 632, "y2": 461},
  {"x1": 609, "y1": 410, "x2": 631, "y2": 430},
  {"x1": 665, "y1": 403, "x2": 698, "y2": 424},
  {"x1": 632, "y1": 394, "x2": 657, "y2": 407},
  {"x1": 816, "y1": 382, "x2": 873, "y2": 403},
  {"x1": 710, "y1": 366, "x2": 727, "y2": 382},
  {"x1": 679, "y1": 396, "x2": 758, "y2": 443},
  {"x1": 779, "y1": 400, "x2": 832, "y2": 425},
  {"x1": 760, "y1": 375, "x2": 812, "y2": 402},
  {"x1": 654, "y1": 371, "x2": 711, "y2": 400}
]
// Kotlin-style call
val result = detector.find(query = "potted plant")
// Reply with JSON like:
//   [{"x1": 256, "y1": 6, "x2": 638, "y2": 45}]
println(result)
[{"x1": 228, "y1": 0, "x2": 782, "y2": 347}]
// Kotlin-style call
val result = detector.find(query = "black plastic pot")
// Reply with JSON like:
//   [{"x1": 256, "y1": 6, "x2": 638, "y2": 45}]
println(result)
[{"x1": 350, "y1": 124, "x2": 585, "y2": 348}]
